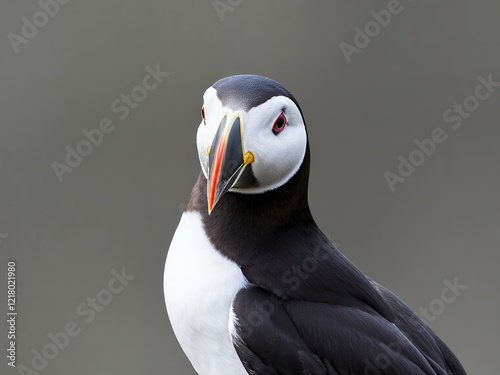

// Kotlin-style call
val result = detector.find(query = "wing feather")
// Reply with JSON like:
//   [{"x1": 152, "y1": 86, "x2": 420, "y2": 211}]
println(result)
[{"x1": 231, "y1": 287, "x2": 458, "y2": 375}]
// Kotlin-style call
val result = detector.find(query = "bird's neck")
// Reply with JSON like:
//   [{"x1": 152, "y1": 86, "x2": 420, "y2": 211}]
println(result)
[{"x1": 186, "y1": 151, "x2": 313, "y2": 264}]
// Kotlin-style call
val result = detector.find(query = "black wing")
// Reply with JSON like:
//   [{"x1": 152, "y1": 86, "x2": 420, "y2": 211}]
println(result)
[
  {"x1": 231, "y1": 286, "x2": 462, "y2": 375},
  {"x1": 370, "y1": 281, "x2": 466, "y2": 375}
]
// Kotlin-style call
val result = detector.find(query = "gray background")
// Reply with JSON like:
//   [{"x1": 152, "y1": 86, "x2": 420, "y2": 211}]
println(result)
[{"x1": 0, "y1": 1, "x2": 498, "y2": 374}]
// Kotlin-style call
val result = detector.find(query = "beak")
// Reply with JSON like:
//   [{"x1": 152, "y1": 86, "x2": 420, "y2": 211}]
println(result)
[{"x1": 207, "y1": 112, "x2": 254, "y2": 214}]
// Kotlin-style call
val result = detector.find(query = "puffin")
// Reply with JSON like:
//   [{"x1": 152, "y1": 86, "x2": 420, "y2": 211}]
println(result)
[{"x1": 163, "y1": 75, "x2": 466, "y2": 375}]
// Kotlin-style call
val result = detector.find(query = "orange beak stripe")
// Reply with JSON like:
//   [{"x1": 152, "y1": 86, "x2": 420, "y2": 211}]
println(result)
[{"x1": 207, "y1": 125, "x2": 230, "y2": 213}]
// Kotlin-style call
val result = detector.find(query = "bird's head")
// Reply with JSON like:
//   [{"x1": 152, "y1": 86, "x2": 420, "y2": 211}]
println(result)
[{"x1": 196, "y1": 75, "x2": 308, "y2": 214}]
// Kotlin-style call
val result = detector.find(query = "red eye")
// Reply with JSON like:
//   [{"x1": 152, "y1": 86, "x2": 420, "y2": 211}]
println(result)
[
  {"x1": 272, "y1": 113, "x2": 287, "y2": 135},
  {"x1": 201, "y1": 105, "x2": 206, "y2": 125}
]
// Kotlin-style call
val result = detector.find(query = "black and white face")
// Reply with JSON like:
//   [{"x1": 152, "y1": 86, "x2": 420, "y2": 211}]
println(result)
[{"x1": 196, "y1": 77, "x2": 307, "y2": 213}]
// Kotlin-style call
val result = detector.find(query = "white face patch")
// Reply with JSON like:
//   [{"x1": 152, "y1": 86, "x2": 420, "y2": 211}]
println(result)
[{"x1": 196, "y1": 87, "x2": 307, "y2": 194}]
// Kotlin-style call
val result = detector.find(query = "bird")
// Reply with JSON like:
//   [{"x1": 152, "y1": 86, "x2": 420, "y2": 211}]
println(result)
[{"x1": 163, "y1": 74, "x2": 466, "y2": 375}]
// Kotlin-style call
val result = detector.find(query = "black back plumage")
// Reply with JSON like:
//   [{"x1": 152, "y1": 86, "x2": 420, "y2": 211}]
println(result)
[{"x1": 186, "y1": 75, "x2": 466, "y2": 375}]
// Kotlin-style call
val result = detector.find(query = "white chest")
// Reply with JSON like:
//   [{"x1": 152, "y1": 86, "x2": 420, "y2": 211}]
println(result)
[{"x1": 164, "y1": 211, "x2": 248, "y2": 375}]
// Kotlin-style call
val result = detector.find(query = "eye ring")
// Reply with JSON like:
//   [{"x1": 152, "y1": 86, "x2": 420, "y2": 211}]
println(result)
[
  {"x1": 272, "y1": 113, "x2": 287, "y2": 135},
  {"x1": 201, "y1": 105, "x2": 206, "y2": 125}
]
